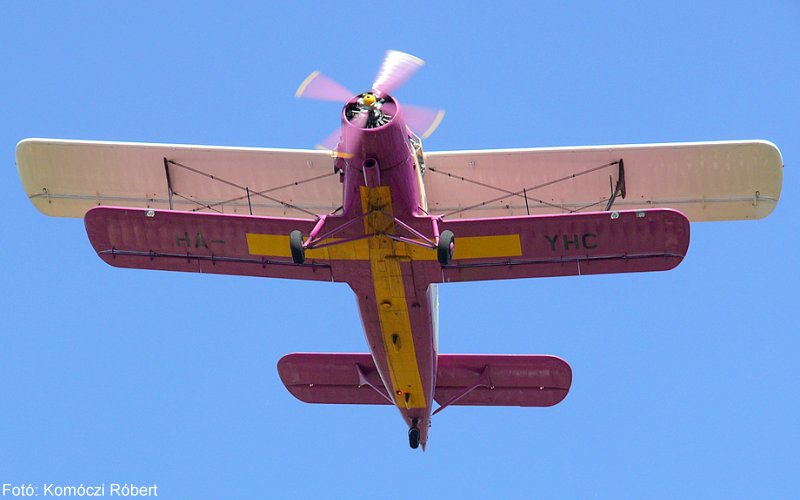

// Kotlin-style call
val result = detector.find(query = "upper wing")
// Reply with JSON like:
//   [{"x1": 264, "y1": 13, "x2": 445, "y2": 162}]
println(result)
[
  {"x1": 16, "y1": 138, "x2": 342, "y2": 218},
  {"x1": 423, "y1": 140, "x2": 783, "y2": 221}
]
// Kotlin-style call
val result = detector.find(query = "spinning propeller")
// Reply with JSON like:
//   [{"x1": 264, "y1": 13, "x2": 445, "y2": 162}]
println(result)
[{"x1": 295, "y1": 50, "x2": 445, "y2": 153}]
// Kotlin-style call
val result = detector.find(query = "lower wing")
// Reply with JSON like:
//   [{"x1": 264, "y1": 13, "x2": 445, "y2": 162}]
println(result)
[
  {"x1": 86, "y1": 207, "x2": 689, "y2": 284},
  {"x1": 433, "y1": 208, "x2": 689, "y2": 283},
  {"x1": 84, "y1": 206, "x2": 334, "y2": 282}
]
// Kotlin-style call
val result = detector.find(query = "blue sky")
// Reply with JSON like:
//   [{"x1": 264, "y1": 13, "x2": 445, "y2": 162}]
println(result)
[{"x1": 2, "y1": 2, "x2": 798, "y2": 498}]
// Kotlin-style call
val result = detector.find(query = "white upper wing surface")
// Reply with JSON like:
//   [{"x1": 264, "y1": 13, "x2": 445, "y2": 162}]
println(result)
[
  {"x1": 17, "y1": 139, "x2": 341, "y2": 218},
  {"x1": 423, "y1": 141, "x2": 782, "y2": 221},
  {"x1": 18, "y1": 138, "x2": 782, "y2": 222}
]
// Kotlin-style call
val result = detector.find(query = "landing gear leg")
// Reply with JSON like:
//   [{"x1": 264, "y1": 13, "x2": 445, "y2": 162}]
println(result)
[{"x1": 408, "y1": 418, "x2": 420, "y2": 449}]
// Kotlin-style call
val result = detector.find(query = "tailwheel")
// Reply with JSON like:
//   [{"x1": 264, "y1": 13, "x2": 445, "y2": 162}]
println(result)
[
  {"x1": 408, "y1": 418, "x2": 420, "y2": 449},
  {"x1": 437, "y1": 230, "x2": 455, "y2": 266},
  {"x1": 289, "y1": 230, "x2": 305, "y2": 264},
  {"x1": 408, "y1": 426, "x2": 421, "y2": 449}
]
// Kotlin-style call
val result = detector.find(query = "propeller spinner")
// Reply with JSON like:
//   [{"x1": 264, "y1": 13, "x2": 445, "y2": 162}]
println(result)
[{"x1": 295, "y1": 50, "x2": 445, "y2": 152}]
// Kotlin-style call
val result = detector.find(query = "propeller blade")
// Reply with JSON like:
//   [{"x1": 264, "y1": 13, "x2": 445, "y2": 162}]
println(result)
[
  {"x1": 316, "y1": 112, "x2": 370, "y2": 157},
  {"x1": 339, "y1": 111, "x2": 370, "y2": 158},
  {"x1": 372, "y1": 50, "x2": 424, "y2": 97},
  {"x1": 403, "y1": 104, "x2": 446, "y2": 139},
  {"x1": 296, "y1": 71, "x2": 354, "y2": 102},
  {"x1": 315, "y1": 128, "x2": 342, "y2": 151}
]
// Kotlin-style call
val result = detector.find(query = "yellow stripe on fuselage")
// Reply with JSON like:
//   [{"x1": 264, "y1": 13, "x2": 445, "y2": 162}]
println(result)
[
  {"x1": 360, "y1": 186, "x2": 426, "y2": 409},
  {"x1": 245, "y1": 214, "x2": 522, "y2": 411}
]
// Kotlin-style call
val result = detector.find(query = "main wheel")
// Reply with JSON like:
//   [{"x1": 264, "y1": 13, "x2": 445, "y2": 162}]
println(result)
[
  {"x1": 437, "y1": 230, "x2": 455, "y2": 266},
  {"x1": 289, "y1": 230, "x2": 305, "y2": 264},
  {"x1": 408, "y1": 426, "x2": 420, "y2": 449}
]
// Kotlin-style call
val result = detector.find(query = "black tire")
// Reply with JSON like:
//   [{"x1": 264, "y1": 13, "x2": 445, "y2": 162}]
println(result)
[
  {"x1": 289, "y1": 230, "x2": 305, "y2": 264},
  {"x1": 437, "y1": 230, "x2": 455, "y2": 266},
  {"x1": 408, "y1": 426, "x2": 420, "y2": 449}
]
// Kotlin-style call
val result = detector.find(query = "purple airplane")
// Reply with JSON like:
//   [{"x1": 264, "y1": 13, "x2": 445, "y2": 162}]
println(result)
[{"x1": 17, "y1": 50, "x2": 783, "y2": 450}]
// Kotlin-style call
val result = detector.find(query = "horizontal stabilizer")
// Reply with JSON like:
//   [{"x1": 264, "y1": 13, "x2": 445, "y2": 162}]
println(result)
[
  {"x1": 278, "y1": 353, "x2": 572, "y2": 409},
  {"x1": 434, "y1": 354, "x2": 571, "y2": 409},
  {"x1": 278, "y1": 353, "x2": 392, "y2": 405}
]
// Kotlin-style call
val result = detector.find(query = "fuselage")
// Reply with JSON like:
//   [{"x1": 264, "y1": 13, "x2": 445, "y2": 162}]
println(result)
[{"x1": 333, "y1": 93, "x2": 439, "y2": 446}]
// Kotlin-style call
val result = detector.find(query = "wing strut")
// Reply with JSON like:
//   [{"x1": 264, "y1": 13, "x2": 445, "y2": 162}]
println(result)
[
  {"x1": 298, "y1": 210, "x2": 439, "y2": 253},
  {"x1": 428, "y1": 160, "x2": 621, "y2": 218},
  {"x1": 604, "y1": 159, "x2": 626, "y2": 211},
  {"x1": 356, "y1": 363, "x2": 393, "y2": 404},
  {"x1": 432, "y1": 364, "x2": 492, "y2": 416},
  {"x1": 163, "y1": 157, "x2": 174, "y2": 210},
  {"x1": 165, "y1": 159, "x2": 320, "y2": 217}
]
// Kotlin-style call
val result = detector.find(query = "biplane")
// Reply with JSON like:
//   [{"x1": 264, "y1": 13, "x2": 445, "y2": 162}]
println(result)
[{"x1": 16, "y1": 51, "x2": 783, "y2": 450}]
